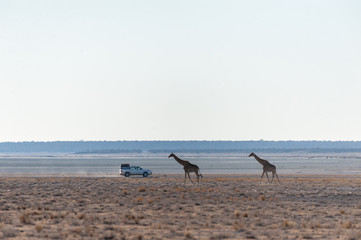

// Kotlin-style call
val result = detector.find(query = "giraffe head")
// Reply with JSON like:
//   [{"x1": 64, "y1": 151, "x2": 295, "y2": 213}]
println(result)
[
  {"x1": 248, "y1": 152, "x2": 255, "y2": 157},
  {"x1": 168, "y1": 153, "x2": 175, "y2": 158}
]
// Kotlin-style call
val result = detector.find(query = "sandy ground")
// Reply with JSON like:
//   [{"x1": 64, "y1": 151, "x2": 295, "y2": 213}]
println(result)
[{"x1": 1, "y1": 175, "x2": 361, "y2": 239}]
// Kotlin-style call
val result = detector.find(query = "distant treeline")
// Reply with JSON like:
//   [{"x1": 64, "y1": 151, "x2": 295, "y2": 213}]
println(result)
[
  {"x1": 1, "y1": 141, "x2": 361, "y2": 153},
  {"x1": 77, "y1": 148, "x2": 361, "y2": 154}
]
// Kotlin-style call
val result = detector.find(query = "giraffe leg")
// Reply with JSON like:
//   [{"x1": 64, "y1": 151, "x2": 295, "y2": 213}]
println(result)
[
  {"x1": 260, "y1": 171, "x2": 265, "y2": 184},
  {"x1": 184, "y1": 172, "x2": 187, "y2": 185},
  {"x1": 276, "y1": 174, "x2": 280, "y2": 184},
  {"x1": 265, "y1": 172, "x2": 270, "y2": 183},
  {"x1": 196, "y1": 172, "x2": 200, "y2": 184},
  {"x1": 187, "y1": 172, "x2": 195, "y2": 185},
  {"x1": 271, "y1": 172, "x2": 274, "y2": 183}
]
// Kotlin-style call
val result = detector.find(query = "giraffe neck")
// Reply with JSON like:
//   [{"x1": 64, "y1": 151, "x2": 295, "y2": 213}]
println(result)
[
  {"x1": 252, "y1": 154, "x2": 267, "y2": 166},
  {"x1": 172, "y1": 154, "x2": 188, "y2": 167}
]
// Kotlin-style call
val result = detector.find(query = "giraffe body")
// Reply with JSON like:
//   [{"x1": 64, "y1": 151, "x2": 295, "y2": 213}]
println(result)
[
  {"x1": 168, "y1": 153, "x2": 203, "y2": 184},
  {"x1": 249, "y1": 152, "x2": 280, "y2": 184}
]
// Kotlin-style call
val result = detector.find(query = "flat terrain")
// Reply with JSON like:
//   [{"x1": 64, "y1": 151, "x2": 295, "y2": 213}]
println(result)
[{"x1": 1, "y1": 175, "x2": 361, "y2": 239}]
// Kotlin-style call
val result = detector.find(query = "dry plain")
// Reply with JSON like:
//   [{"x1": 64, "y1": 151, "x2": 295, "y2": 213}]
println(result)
[{"x1": 1, "y1": 175, "x2": 361, "y2": 239}]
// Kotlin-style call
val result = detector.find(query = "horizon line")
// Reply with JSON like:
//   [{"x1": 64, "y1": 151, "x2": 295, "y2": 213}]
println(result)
[{"x1": 1, "y1": 140, "x2": 361, "y2": 143}]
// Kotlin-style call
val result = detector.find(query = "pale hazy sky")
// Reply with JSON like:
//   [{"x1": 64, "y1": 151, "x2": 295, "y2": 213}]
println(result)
[{"x1": 0, "y1": 1, "x2": 360, "y2": 141}]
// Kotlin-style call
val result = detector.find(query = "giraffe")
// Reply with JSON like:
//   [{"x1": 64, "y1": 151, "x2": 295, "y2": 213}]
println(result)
[
  {"x1": 168, "y1": 153, "x2": 203, "y2": 184},
  {"x1": 249, "y1": 152, "x2": 280, "y2": 184}
]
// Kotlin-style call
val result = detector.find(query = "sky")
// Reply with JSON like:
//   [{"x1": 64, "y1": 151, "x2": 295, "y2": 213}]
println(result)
[{"x1": 0, "y1": 0, "x2": 360, "y2": 141}]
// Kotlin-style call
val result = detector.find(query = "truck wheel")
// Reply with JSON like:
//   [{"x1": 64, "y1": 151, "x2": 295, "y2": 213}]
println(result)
[
  {"x1": 143, "y1": 172, "x2": 148, "y2": 177},
  {"x1": 125, "y1": 172, "x2": 130, "y2": 177}
]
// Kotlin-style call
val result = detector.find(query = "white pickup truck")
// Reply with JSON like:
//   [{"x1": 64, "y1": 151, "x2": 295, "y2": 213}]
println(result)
[{"x1": 119, "y1": 164, "x2": 152, "y2": 177}]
